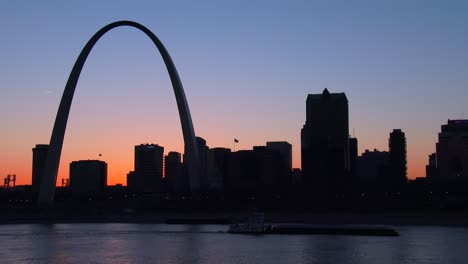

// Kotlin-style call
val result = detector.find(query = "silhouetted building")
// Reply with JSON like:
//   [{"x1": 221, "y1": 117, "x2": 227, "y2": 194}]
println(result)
[
  {"x1": 357, "y1": 149, "x2": 389, "y2": 191},
  {"x1": 165, "y1": 151, "x2": 183, "y2": 194},
  {"x1": 32, "y1": 144, "x2": 49, "y2": 195},
  {"x1": 180, "y1": 160, "x2": 190, "y2": 194},
  {"x1": 388, "y1": 129, "x2": 407, "y2": 189},
  {"x1": 226, "y1": 150, "x2": 250, "y2": 194},
  {"x1": 426, "y1": 153, "x2": 438, "y2": 181},
  {"x1": 227, "y1": 146, "x2": 285, "y2": 194},
  {"x1": 349, "y1": 137, "x2": 358, "y2": 181},
  {"x1": 436, "y1": 120, "x2": 468, "y2": 183},
  {"x1": 266, "y1": 141, "x2": 292, "y2": 185},
  {"x1": 256, "y1": 146, "x2": 283, "y2": 192},
  {"x1": 301, "y1": 88, "x2": 350, "y2": 193},
  {"x1": 70, "y1": 160, "x2": 107, "y2": 194},
  {"x1": 207, "y1": 147, "x2": 231, "y2": 191},
  {"x1": 266, "y1": 142, "x2": 292, "y2": 171},
  {"x1": 408, "y1": 177, "x2": 428, "y2": 193},
  {"x1": 292, "y1": 168, "x2": 302, "y2": 185},
  {"x1": 196, "y1": 137, "x2": 209, "y2": 192},
  {"x1": 127, "y1": 144, "x2": 164, "y2": 193}
]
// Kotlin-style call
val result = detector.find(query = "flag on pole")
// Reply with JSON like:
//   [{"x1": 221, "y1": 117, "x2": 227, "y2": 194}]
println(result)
[{"x1": 234, "y1": 139, "x2": 239, "y2": 143}]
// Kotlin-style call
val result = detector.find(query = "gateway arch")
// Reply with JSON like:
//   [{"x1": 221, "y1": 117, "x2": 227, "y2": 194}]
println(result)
[{"x1": 38, "y1": 21, "x2": 200, "y2": 205}]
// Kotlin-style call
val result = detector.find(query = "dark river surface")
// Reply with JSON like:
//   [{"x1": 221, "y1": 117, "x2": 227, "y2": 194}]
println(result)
[{"x1": 0, "y1": 224, "x2": 467, "y2": 263}]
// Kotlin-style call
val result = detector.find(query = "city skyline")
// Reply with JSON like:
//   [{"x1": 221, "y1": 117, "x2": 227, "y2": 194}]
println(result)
[{"x1": 2, "y1": 1, "x2": 468, "y2": 186}]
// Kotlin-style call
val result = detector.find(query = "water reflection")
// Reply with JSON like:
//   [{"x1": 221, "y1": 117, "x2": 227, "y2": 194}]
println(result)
[{"x1": 0, "y1": 224, "x2": 468, "y2": 264}]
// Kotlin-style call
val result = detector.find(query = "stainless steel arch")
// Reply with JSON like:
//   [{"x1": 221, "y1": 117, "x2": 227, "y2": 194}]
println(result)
[{"x1": 38, "y1": 21, "x2": 200, "y2": 205}]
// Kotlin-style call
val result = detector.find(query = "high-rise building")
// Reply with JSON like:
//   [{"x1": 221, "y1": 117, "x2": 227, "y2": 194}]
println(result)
[
  {"x1": 301, "y1": 88, "x2": 350, "y2": 193},
  {"x1": 389, "y1": 129, "x2": 407, "y2": 188},
  {"x1": 436, "y1": 120, "x2": 468, "y2": 182},
  {"x1": 164, "y1": 151, "x2": 183, "y2": 193},
  {"x1": 127, "y1": 144, "x2": 164, "y2": 193},
  {"x1": 32, "y1": 144, "x2": 49, "y2": 195},
  {"x1": 70, "y1": 160, "x2": 107, "y2": 194}
]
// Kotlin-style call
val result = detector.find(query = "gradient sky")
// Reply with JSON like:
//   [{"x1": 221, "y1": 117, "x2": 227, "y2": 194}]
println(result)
[{"x1": 1, "y1": 1, "x2": 468, "y2": 186}]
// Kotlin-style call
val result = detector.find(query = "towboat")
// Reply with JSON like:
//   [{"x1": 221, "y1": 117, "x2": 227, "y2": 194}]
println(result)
[{"x1": 228, "y1": 212, "x2": 265, "y2": 234}]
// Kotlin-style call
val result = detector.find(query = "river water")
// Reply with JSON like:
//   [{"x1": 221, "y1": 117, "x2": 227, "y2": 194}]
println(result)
[{"x1": 0, "y1": 224, "x2": 467, "y2": 264}]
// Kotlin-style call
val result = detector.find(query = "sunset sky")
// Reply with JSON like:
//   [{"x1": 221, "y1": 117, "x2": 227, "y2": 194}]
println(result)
[{"x1": 1, "y1": 1, "x2": 468, "y2": 186}]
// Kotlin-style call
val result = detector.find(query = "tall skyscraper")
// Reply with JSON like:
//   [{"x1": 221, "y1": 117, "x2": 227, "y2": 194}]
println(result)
[
  {"x1": 301, "y1": 88, "x2": 350, "y2": 193},
  {"x1": 70, "y1": 160, "x2": 107, "y2": 194},
  {"x1": 389, "y1": 129, "x2": 407, "y2": 188},
  {"x1": 127, "y1": 144, "x2": 164, "y2": 193},
  {"x1": 435, "y1": 120, "x2": 468, "y2": 182},
  {"x1": 32, "y1": 144, "x2": 49, "y2": 195}
]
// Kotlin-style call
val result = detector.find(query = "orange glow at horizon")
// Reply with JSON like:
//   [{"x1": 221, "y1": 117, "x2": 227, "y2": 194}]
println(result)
[
  {"x1": 2, "y1": 81, "x2": 434, "y2": 187},
  {"x1": 4, "y1": 137, "x2": 428, "y2": 187}
]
